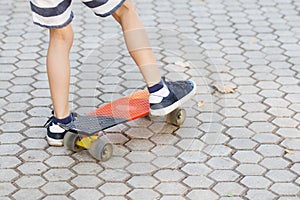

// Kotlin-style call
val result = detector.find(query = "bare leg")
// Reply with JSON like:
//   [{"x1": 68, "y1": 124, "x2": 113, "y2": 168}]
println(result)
[
  {"x1": 112, "y1": 0, "x2": 161, "y2": 87},
  {"x1": 47, "y1": 24, "x2": 74, "y2": 119}
]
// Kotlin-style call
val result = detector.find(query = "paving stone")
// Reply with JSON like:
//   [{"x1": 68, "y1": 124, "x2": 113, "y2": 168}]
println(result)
[
  {"x1": 99, "y1": 169, "x2": 130, "y2": 182},
  {"x1": 72, "y1": 163, "x2": 103, "y2": 175},
  {"x1": 225, "y1": 128, "x2": 255, "y2": 138},
  {"x1": 155, "y1": 182, "x2": 187, "y2": 195},
  {"x1": 43, "y1": 169, "x2": 75, "y2": 182},
  {"x1": 236, "y1": 164, "x2": 266, "y2": 176},
  {"x1": 213, "y1": 182, "x2": 246, "y2": 196},
  {"x1": 187, "y1": 189, "x2": 219, "y2": 200},
  {"x1": 127, "y1": 189, "x2": 160, "y2": 200},
  {"x1": 154, "y1": 169, "x2": 185, "y2": 182},
  {"x1": 12, "y1": 189, "x2": 44, "y2": 200},
  {"x1": 240, "y1": 176, "x2": 272, "y2": 189},
  {"x1": 232, "y1": 151, "x2": 263, "y2": 163},
  {"x1": 281, "y1": 138, "x2": 300, "y2": 150},
  {"x1": 260, "y1": 157, "x2": 290, "y2": 169},
  {"x1": 126, "y1": 162, "x2": 157, "y2": 175},
  {"x1": 0, "y1": 183, "x2": 17, "y2": 197},
  {"x1": 285, "y1": 151, "x2": 300, "y2": 162},
  {"x1": 266, "y1": 169, "x2": 297, "y2": 182},
  {"x1": 45, "y1": 156, "x2": 75, "y2": 168},
  {"x1": 209, "y1": 170, "x2": 239, "y2": 182},
  {"x1": 252, "y1": 133, "x2": 281, "y2": 144},
  {"x1": 228, "y1": 138, "x2": 258, "y2": 150},
  {"x1": 99, "y1": 182, "x2": 131, "y2": 196},
  {"x1": 125, "y1": 151, "x2": 156, "y2": 162},
  {"x1": 270, "y1": 183, "x2": 300, "y2": 196},
  {"x1": 0, "y1": 132, "x2": 24, "y2": 144},
  {"x1": 207, "y1": 157, "x2": 237, "y2": 170},
  {"x1": 277, "y1": 128, "x2": 300, "y2": 138},
  {"x1": 183, "y1": 175, "x2": 214, "y2": 188},
  {"x1": 256, "y1": 144, "x2": 284, "y2": 157},
  {"x1": 0, "y1": 156, "x2": 21, "y2": 169},
  {"x1": 15, "y1": 175, "x2": 46, "y2": 189},
  {"x1": 246, "y1": 190, "x2": 276, "y2": 200},
  {"x1": 127, "y1": 176, "x2": 158, "y2": 188},
  {"x1": 151, "y1": 145, "x2": 181, "y2": 157},
  {"x1": 41, "y1": 182, "x2": 73, "y2": 195}
]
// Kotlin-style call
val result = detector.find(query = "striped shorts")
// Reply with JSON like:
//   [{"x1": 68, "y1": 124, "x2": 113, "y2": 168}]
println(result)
[{"x1": 30, "y1": 0, "x2": 126, "y2": 28}]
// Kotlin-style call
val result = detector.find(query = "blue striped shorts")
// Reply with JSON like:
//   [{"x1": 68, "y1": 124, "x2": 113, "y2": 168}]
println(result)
[{"x1": 30, "y1": 0, "x2": 126, "y2": 28}]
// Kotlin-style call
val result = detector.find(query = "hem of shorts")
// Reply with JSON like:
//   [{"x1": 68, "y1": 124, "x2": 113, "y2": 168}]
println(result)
[
  {"x1": 33, "y1": 12, "x2": 74, "y2": 29},
  {"x1": 95, "y1": 0, "x2": 126, "y2": 17}
]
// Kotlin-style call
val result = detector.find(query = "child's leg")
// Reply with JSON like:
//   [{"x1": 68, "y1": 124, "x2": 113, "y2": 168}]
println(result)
[
  {"x1": 47, "y1": 24, "x2": 74, "y2": 119},
  {"x1": 112, "y1": 0, "x2": 161, "y2": 87},
  {"x1": 111, "y1": 0, "x2": 196, "y2": 116}
]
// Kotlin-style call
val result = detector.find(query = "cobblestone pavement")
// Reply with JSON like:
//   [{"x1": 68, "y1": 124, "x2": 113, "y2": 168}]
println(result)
[{"x1": 1, "y1": 0, "x2": 300, "y2": 199}]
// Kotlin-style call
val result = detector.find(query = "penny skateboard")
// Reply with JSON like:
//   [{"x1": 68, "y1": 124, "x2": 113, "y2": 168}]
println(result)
[{"x1": 62, "y1": 90, "x2": 187, "y2": 161}]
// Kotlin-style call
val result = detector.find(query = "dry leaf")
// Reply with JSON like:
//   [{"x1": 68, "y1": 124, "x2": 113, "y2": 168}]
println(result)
[
  {"x1": 212, "y1": 83, "x2": 237, "y2": 94},
  {"x1": 175, "y1": 61, "x2": 190, "y2": 68},
  {"x1": 198, "y1": 100, "x2": 205, "y2": 107},
  {"x1": 284, "y1": 149, "x2": 294, "y2": 154}
]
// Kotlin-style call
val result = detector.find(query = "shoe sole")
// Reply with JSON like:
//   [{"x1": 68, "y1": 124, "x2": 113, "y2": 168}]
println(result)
[
  {"x1": 150, "y1": 80, "x2": 197, "y2": 116},
  {"x1": 46, "y1": 135, "x2": 64, "y2": 147}
]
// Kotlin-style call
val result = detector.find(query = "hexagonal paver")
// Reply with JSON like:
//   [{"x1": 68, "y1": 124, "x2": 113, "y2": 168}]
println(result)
[
  {"x1": 99, "y1": 169, "x2": 130, "y2": 182},
  {"x1": 183, "y1": 176, "x2": 214, "y2": 188},
  {"x1": 127, "y1": 189, "x2": 160, "y2": 200},
  {"x1": 12, "y1": 189, "x2": 44, "y2": 200},
  {"x1": 154, "y1": 169, "x2": 185, "y2": 182},
  {"x1": 41, "y1": 182, "x2": 73, "y2": 195},
  {"x1": 70, "y1": 189, "x2": 103, "y2": 199},
  {"x1": 155, "y1": 182, "x2": 187, "y2": 195},
  {"x1": 270, "y1": 183, "x2": 300, "y2": 196},
  {"x1": 232, "y1": 151, "x2": 263, "y2": 163},
  {"x1": 213, "y1": 182, "x2": 246, "y2": 196},
  {"x1": 99, "y1": 182, "x2": 131, "y2": 196},
  {"x1": 127, "y1": 176, "x2": 158, "y2": 188},
  {"x1": 240, "y1": 176, "x2": 272, "y2": 189}
]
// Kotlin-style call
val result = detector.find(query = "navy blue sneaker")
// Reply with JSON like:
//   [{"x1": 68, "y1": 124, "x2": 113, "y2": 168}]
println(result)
[
  {"x1": 44, "y1": 112, "x2": 76, "y2": 146},
  {"x1": 150, "y1": 78, "x2": 196, "y2": 116}
]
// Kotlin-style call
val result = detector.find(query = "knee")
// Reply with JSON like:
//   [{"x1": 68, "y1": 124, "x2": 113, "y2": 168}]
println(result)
[
  {"x1": 113, "y1": 0, "x2": 136, "y2": 20},
  {"x1": 49, "y1": 24, "x2": 74, "y2": 46}
]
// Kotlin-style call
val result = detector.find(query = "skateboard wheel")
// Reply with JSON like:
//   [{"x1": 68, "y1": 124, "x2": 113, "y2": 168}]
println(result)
[
  {"x1": 88, "y1": 138, "x2": 113, "y2": 161},
  {"x1": 64, "y1": 132, "x2": 84, "y2": 152},
  {"x1": 166, "y1": 108, "x2": 186, "y2": 126}
]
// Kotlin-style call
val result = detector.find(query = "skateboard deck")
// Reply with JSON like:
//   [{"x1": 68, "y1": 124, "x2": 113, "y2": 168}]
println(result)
[{"x1": 62, "y1": 90, "x2": 150, "y2": 136}]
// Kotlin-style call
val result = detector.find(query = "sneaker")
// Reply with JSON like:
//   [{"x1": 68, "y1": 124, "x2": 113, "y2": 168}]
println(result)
[
  {"x1": 150, "y1": 78, "x2": 196, "y2": 116},
  {"x1": 44, "y1": 112, "x2": 76, "y2": 146}
]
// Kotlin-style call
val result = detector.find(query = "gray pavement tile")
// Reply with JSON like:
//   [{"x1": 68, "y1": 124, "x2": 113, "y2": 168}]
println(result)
[
  {"x1": 240, "y1": 176, "x2": 272, "y2": 189},
  {"x1": 99, "y1": 182, "x2": 131, "y2": 196},
  {"x1": 236, "y1": 164, "x2": 267, "y2": 176},
  {"x1": 232, "y1": 150, "x2": 263, "y2": 163},
  {"x1": 70, "y1": 189, "x2": 103, "y2": 200},
  {"x1": 208, "y1": 170, "x2": 239, "y2": 182},
  {"x1": 12, "y1": 189, "x2": 44, "y2": 200},
  {"x1": 127, "y1": 176, "x2": 158, "y2": 188},
  {"x1": 155, "y1": 182, "x2": 187, "y2": 195},
  {"x1": 127, "y1": 189, "x2": 160, "y2": 200},
  {"x1": 245, "y1": 190, "x2": 276, "y2": 200},
  {"x1": 15, "y1": 175, "x2": 46, "y2": 189},
  {"x1": 270, "y1": 183, "x2": 300, "y2": 196},
  {"x1": 0, "y1": 183, "x2": 17, "y2": 197},
  {"x1": 187, "y1": 189, "x2": 218, "y2": 200},
  {"x1": 41, "y1": 181, "x2": 73, "y2": 195},
  {"x1": 154, "y1": 169, "x2": 185, "y2": 182},
  {"x1": 213, "y1": 182, "x2": 246, "y2": 197}
]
